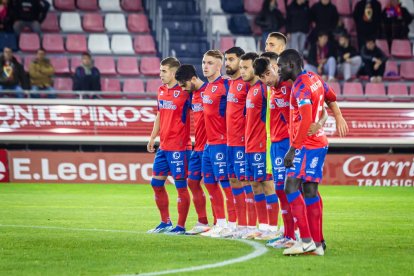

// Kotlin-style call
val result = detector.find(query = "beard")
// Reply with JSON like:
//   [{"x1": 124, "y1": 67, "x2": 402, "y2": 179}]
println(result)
[{"x1": 225, "y1": 67, "x2": 237, "y2": 76}]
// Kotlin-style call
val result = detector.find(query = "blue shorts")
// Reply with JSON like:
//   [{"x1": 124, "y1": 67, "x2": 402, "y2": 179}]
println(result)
[
  {"x1": 227, "y1": 146, "x2": 246, "y2": 181},
  {"x1": 286, "y1": 146, "x2": 328, "y2": 183},
  {"x1": 188, "y1": 150, "x2": 203, "y2": 180},
  {"x1": 152, "y1": 149, "x2": 188, "y2": 179},
  {"x1": 202, "y1": 144, "x2": 229, "y2": 184},
  {"x1": 245, "y1": 152, "x2": 273, "y2": 182},
  {"x1": 271, "y1": 138, "x2": 290, "y2": 188}
]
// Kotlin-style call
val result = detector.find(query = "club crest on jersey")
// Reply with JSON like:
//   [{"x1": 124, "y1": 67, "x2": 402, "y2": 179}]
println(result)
[
  {"x1": 211, "y1": 85, "x2": 218, "y2": 93},
  {"x1": 173, "y1": 90, "x2": 180, "y2": 97},
  {"x1": 237, "y1": 83, "x2": 243, "y2": 91},
  {"x1": 253, "y1": 89, "x2": 259, "y2": 96},
  {"x1": 281, "y1": 86, "x2": 287, "y2": 95},
  {"x1": 200, "y1": 92, "x2": 204, "y2": 98}
]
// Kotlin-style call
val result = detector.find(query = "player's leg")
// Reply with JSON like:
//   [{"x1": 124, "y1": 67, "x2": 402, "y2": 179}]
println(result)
[{"x1": 243, "y1": 181, "x2": 257, "y2": 232}]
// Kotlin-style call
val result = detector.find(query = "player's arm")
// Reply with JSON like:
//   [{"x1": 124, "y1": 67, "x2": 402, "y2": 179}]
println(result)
[
  {"x1": 326, "y1": 101, "x2": 348, "y2": 137},
  {"x1": 147, "y1": 112, "x2": 160, "y2": 153},
  {"x1": 307, "y1": 106, "x2": 328, "y2": 136}
]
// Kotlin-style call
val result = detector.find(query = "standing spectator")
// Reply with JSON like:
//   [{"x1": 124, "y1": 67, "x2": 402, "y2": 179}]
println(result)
[
  {"x1": 286, "y1": 0, "x2": 310, "y2": 53},
  {"x1": 73, "y1": 52, "x2": 101, "y2": 97},
  {"x1": 0, "y1": 0, "x2": 12, "y2": 32},
  {"x1": 255, "y1": 0, "x2": 285, "y2": 50},
  {"x1": 353, "y1": 0, "x2": 382, "y2": 50},
  {"x1": 360, "y1": 37, "x2": 387, "y2": 82},
  {"x1": 304, "y1": 32, "x2": 337, "y2": 81},
  {"x1": 0, "y1": 47, "x2": 27, "y2": 97},
  {"x1": 382, "y1": 0, "x2": 413, "y2": 48},
  {"x1": 10, "y1": 0, "x2": 42, "y2": 36},
  {"x1": 29, "y1": 49, "x2": 55, "y2": 98},
  {"x1": 309, "y1": 0, "x2": 339, "y2": 43},
  {"x1": 336, "y1": 33, "x2": 362, "y2": 81}
]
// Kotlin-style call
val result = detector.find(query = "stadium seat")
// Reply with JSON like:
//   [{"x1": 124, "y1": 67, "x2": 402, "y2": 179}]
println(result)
[
  {"x1": 77, "y1": 0, "x2": 98, "y2": 10},
  {"x1": 94, "y1": 57, "x2": 116, "y2": 75},
  {"x1": 228, "y1": 15, "x2": 252, "y2": 35},
  {"x1": 42, "y1": 34, "x2": 65, "y2": 53},
  {"x1": 159, "y1": 0, "x2": 196, "y2": 15},
  {"x1": 121, "y1": 0, "x2": 143, "y2": 11},
  {"x1": 101, "y1": 78, "x2": 122, "y2": 98},
  {"x1": 219, "y1": 36, "x2": 235, "y2": 53},
  {"x1": 19, "y1": 33, "x2": 40, "y2": 52},
  {"x1": 88, "y1": 34, "x2": 111, "y2": 54},
  {"x1": 111, "y1": 35, "x2": 134, "y2": 54},
  {"x1": 105, "y1": 13, "x2": 127, "y2": 33},
  {"x1": 235, "y1": 36, "x2": 257, "y2": 52},
  {"x1": 244, "y1": 0, "x2": 264, "y2": 14},
  {"x1": 221, "y1": 0, "x2": 244, "y2": 13},
  {"x1": 342, "y1": 82, "x2": 364, "y2": 101},
  {"x1": 331, "y1": 0, "x2": 351, "y2": 15},
  {"x1": 328, "y1": 81, "x2": 341, "y2": 97},
  {"x1": 127, "y1": 14, "x2": 150, "y2": 33},
  {"x1": 134, "y1": 35, "x2": 157, "y2": 54},
  {"x1": 53, "y1": 78, "x2": 73, "y2": 92},
  {"x1": 54, "y1": 0, "x2": 75, "y2": 10},
  {"x1": 70, "y1": 56, "x2": 81, "y2": 73},
  {"x1": 0, "y1": 33, "x2": 18, "y2": 51},
  {"x1": 164, "y1": 19, "x2": 203, "y2": 36},
  {"x1": 117, "y1": 57, "x2": 140, "y2": 76},
  {"x1": 146, "y1": 78, "x2": 162, "y2": 93},
  {"x1": 41, "y1": 12, "x2": 59, "y2": 32},
  {"x1": 99, "y1": 0, "x2": 121, "y2": 11},
  {"x1": 376, "y1": 39, "x2": 390, "y2": 57},
  {"x1": 400, "y1": 61, "x2": 414, "y2": 80},
  {"x1": 205, "y1": 0, "x2": 223, "y2": 13},
  {"x1": 365, "y1": 83, "x2": 387, "y2": 101},
  {"x1": 123, "y1": 79, "x2": 145, "y2": 97},
  {"x1": 60, "y1": 12, "x2": 82, "y2": 32},
  {"x1": 212, "y1": 15, "x2": 230, "y2": 35},
  {"x1": 140, "y1": 57, "x2": 161, "y2": 76},
  {"x1": 387, "y1": 83, "x2": 410, "y2": 102},
  {"x1": 50, "y1": 56, "x2": 70, "y2": 75},
  {"x1": 83, "y1": 13, "x2": 105, "y2": 32},
  {"x1": 391, "y1": 39, "x2": 412, "y2": 59},
  {"x1": 383, "y1": 60, "x2": 400, "y2": 80},
  {"x1": 66, "y1": 34, "x2": 87, "y2": 53},
  {"x1": 170, "y1": 41, "x2": 209, "y2": 58}
]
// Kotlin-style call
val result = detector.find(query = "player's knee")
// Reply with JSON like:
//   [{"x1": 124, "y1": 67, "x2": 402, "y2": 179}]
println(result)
[
  {"x1": 262, "y1": 181, "x2": 275, "y2": 195},
  {"x1": 229, "y1": 178, "x2": 242, "y2": 188},
  {"x1": 284, "y1": 177, "x2": 301, "y2": 195},
  {"x1": 303, "y1": 182, "x2": 318, "y2": 198}
]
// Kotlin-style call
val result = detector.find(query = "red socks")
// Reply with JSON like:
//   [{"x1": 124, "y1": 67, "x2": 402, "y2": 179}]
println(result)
[
  {"x1": 221, "y1": 184, "x2": 237, "y2": 223},
  {"x1": 305, "y1": 196, "x2": 322, "y2": 243},
  {"x1": 204, "y1": 183, "x2": 226, "y2": 220},
  {"x1": 254, "y1": 193, "x2": 268, "y2": 225},
  {"x1": 151, "y1": 185, "x2": 170, "y2": 223},
  {"x1": 187, "y1": 179, "x2": 208, "y2": 224},
  {"x1": 287, "y1": 190, "x2": 311, "y2": 239},
  {"x1": 265, "y1": 194, "x2": 279, "y2": 228},
  {"x1": 176, "y1": 187, "x2": 190, "y2": 228},
  {"x1": 244, "y1": 185, "x2": 257, "y2": 227},
  {"x1": 232, "y1": 187, "x2": 247, "y2": 226},
  {"x1": 276, "y1": 189, "x2": 295, "y2": 239}
]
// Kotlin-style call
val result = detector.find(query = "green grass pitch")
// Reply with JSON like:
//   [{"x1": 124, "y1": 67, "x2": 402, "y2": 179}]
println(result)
[{"x1": 0, "y1": 184, "x2": 413, "y2": 275}]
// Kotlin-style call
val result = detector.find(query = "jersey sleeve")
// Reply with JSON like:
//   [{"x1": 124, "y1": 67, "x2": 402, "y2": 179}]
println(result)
[{"x1": 322, "y1": 81, "x2": 337, "y2": 103}]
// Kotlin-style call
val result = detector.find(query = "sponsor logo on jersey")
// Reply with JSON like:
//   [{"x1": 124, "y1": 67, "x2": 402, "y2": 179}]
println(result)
[
  {"x1": 254, "y1": 153, "x2": 262, "y2": 162},
  {"x1": 216, "y1": 152, "x2": 224, "y2": 161},
  {"x1": 246, "y1": 99, "x2": 255, "y2": 108},
  {"x1": 191, "y1": 103, "x2": 203, "y2": 112},
  {"x1": 237, "y1": 83, "x2": 243, "y2": 91},
  {"x1": 227, "y1": 93, "x2": 239, "y2": 103},
  {"x1": 172, "y1": 152, "x2": 181, "y2": 160},
  {"x1": 236, "y1": 151, "x2": 244, "y2": 160},
  {"x1": 211, "y1": 86, "x2": 218, "y2": 93},
  {"x1": 275, "y1": 157, "x2": 283, "y2": 166},
  {"x1": 159, "y1": 100, "x2": 177, "y2": 110},
  {"x1": 275, "y1": 98, "x2": 289, "y2": 108},
  {"x1": 310, "y1": 157, "x2": 319, "y2": 169},
  {"x1": 202, "y1": 95, "x2": 213, "y2": 104},
  {"x1": 173, "y1": 90, "x2": 180, "y2": 98},
  {"x1": 253, "y1": 89, "x2": 258, "y2": 96}
]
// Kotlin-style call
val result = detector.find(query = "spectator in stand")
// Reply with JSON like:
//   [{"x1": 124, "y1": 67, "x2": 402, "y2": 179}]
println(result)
[
  {"x1": 304, "y1": 31, "x2": 337, "y2": 82},
  {"x1": 73, "y1": 52, "x2": 101, "y2": 98},
  {"x1": 353, "y1": 0, "x2": 382, "y2": 50},
  {"x1": 382, "y1": 0, "x2": 412, "y2": 48},
  {"x1": 286, "y1": 0, "x2": 310, "y2": 53},
  {"x1": 360, "y1": 37, "x2": 387, "y2": 82},
  {"x1": 0, "y1": 47, "x2": 27, "y2": 97},
  {"x1": 0, "y1": 0, "x2": 13, "y2": 32},
  {"x1": 309, "y1": 0, "x2": 339, "y2": 43},
  {"x1": 29, "y1": 49, "x2": 55, "y2": 98},
  {"x1": 255, "y1": 0, "x2": 285, "y2": 50},
  {"x1": 10, "y1": 0, "x2": 42, "y2": 36},
  {"x1": 336, "y1": 33, "x2": 362, "y2": 81},
  {"x1": 39, "y1": 0, "x2": 50, "y2": 23}
]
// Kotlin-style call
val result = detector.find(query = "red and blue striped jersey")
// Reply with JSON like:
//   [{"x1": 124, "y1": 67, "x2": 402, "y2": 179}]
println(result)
[
  {"x1": 269, "y1": 80, "x2": 292, "y2": 142},
  {"x1": 191, "y1": 82, "x2": 208, "y2": 151}
]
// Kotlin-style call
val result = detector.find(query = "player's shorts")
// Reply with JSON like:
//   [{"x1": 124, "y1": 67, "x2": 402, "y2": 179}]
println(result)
[
  {"x1": 227, "y1": 146, "x2": 246, "y2": 181},
  {"x1": 202, "y1": 144, "x2": 229, "y2": 184},
  {"x1": 245, "y1": 152, "x2": 273, "y2": 182},
  {"x1": 270, "y1": 138, "x2": 290, "y2": 189},
  {"x1": 152, "y1": 149, "x2": 188, "y2": 179},
  {"x1": 286, "y1": 146, "x2": 328, "y2": 183},
  {"x1": 188, "y1": 150, "x2": 203, "y2": 181}
]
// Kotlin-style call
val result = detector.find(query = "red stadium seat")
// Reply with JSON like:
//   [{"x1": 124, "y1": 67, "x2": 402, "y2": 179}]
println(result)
[
  {"x1": 400, "y1": 61, "x2": 414, "y2": 80},
  {"x1": 140, "y1": 57, "x2": 161, "y2": 76},
  {"x1": 127, "y1": 14, "x2": 150, "y2": 33},
  {"x1": 220, "y1": 36, "x2": 235, "y2": 53},
  {"x1": 342, "y1": 82, "x2": 364, "y2": 101},
  {"x1": 66, "y1": 34, "x2": 88, "y2": 53},
  {"x1": 327, "y1": 81, "x2": 341, "y2": 97},
  {"x1": 121, "y1": 0, "x2": 143, "y2": 11},
  {"x1": 277, "y1": 0, "x2": 286, "y2": 14},
  {"x1": 146, "y1": 78, "x2": 162, "y2": 93},
  {"x1": 383, "y1": 60, "x2": 400, "y2": 81},
  {"x1": 101, "y1": 78, "x2": 122, "y2": 98},
  {"x1": 19, "y1": 33, "x2": 40, "y2": 52},
  {"x1": 54, "y1": 77, "x2": 73, "y2": 92},
  {"x1": 42, "y1": 34, "x2": 65, "y2": 53},
  {"x1": 117, "y1": 57, "x2": 140, "y2": 76},
  {"x1": 331, "y1": 0, "x2": 351, "y2": 15},
  {"x1": 244, "y1": 0, "x2": 264, "y2": 14},
  {"x1": 50, "y1": 56, "x2": 70, "y2": 74},
  {"x1": 54, "y1": 0, "x2": 76, "y2": 10},
  {"x1": 70, "y1": 56, "x2": 81, "y2": 73},
  {"x1": 123, "y1": 79, "x2": 145, "y2": 98},
  {"x1": 387, "y1": 83, "x2": 410, "y2": 102},
  {"x1": 376, "y1": 39, "x2": 390, "y2": 57},
  {"x1": 391, "y1": 39, "x2": 413, "y2": 59},
  {"x1": 82, "y1": 13, "x2": 105, "y2": 32},
  {"x1": 41, "y1": 12, "x2": 59, "y2": 32},
  {"x1": 94, "y1": 57, "x2": 116, "y2": 75},
  {"x1": 134, "y1": 35, "x2": 156, "y2": 54},
  {"x1": 365, "y1": 83, "x2": 387, "y2": 101},
  {"x1": 77, "y1": 0, "x2": 98, "y2": 10}
]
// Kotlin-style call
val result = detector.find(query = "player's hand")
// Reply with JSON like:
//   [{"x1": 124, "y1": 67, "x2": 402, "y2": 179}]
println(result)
[
  {"x1": 335, "y1": 116, "x2": 349, "y2": 137},
  {"x1": 284, "y1": 147, "x2": 296, "y2": 168},
  {"x1": 307, "y1": 122, "x2": 322, "y2": 136},
  {"x1": 147, "y1": 138, "x2": 156, "y2": 153}
]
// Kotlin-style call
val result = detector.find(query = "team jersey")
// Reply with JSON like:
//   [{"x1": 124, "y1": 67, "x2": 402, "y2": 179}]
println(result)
[
  {"x1": 157, "y1": 84, "x2": 191, "y2": 151},
  {"x1": 269, "y1": 81, "x2": 292, "y2": 142},
  {"x1": 203, "y1": 76, "x2": 229, "y2": 145},
  {"x1": 290, "y1": 70, "x2": 337, "y2": 149},
  {"x1": 245, "y1": 80, "x2": 267, "y2": 153},
  {"x1": 226, "y1": 77, "x2": 249, "y2": 146},
  {"x1": 191, "y1": 82, "x2": 208, "y2": 151}
]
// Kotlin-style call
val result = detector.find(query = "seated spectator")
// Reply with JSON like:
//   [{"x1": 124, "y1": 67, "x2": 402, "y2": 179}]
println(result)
[
  {"x1": 309, "y1": 0, "x2": 339, "y2": 43},
  {"x1": 39, "y1": 0, "x2": 50, "y2": 23},
  {"x1": 255, "y1": 0, "x2": 285, "y2": 50},
  {"x1": 382, "y1": 0, "x2": 413, "y2": 48},
  {"x1": 0, "y1": 0, "x2": 12, "y2": 32},
  {"x1": 73, "y1": 52, "x2": 101, "y2": 98},
  {"x1": 0, "y1": 47, "x2": 27, "y2": 97},
  {"x1": 360, "y1": 37, "x2": 387, "y2": 82},
  {"x1": 29, "y1": 49, "x2": 55, "y2": 98},
  {"x1": 353, "y1": 0, "x2": 382, "y2": 50},
  {"x1": 304, "y1": 31, "x2": 337, "y2": 81},
  {"x1": 10, "y1": 0, "x2": 42, "y2": 36},
  {"x1": 286, "y1": 0, "x2": 310, "y2": 53},
  {"x1": 336, "y1": 33, "x2": 362, "y2": 81}
]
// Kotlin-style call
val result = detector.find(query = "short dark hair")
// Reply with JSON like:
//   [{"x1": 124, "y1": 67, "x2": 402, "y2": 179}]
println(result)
[
  {"x1": 318, "y1": 31, "x2": 329, "y2": 38},
  {"x1": 260, "y1": 51, "x2": 279, "y2": 62},
  {"x1": 240, "y1": 52, "x2": 259, "y2": 62},
  {"x1": 366, "y1": 36, "x2": 376, "y2": 43},
  {"x1": 279, "y1": 49, "x2": 303, "y2": 69},
  {"x1": 161, "y1": 57, "x2": 181, "y2": 69},
  {"x1": 175, "y1": 64, "x2": 198, "y2": 83},
  {"x1": 224, "y1": 47, "x2": 245, "y2": 57},
  {"x1": 82, "y1": 52, "x2": 91, "y2": 58},
  {"x1": 268, "y1": 32, "x2": 287, "y2": 45},
  {"x1": 253, "y1": 57, "x2": 270, "y2": 77}
]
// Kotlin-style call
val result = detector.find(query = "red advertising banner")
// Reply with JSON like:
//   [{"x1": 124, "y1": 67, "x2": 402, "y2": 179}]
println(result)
[
  {"x1": 0, "y1": 149, "x2": 9, "y2": 182},
  {"x1": 6, "y1": 151, "x2": 414, "y2": 186}
]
